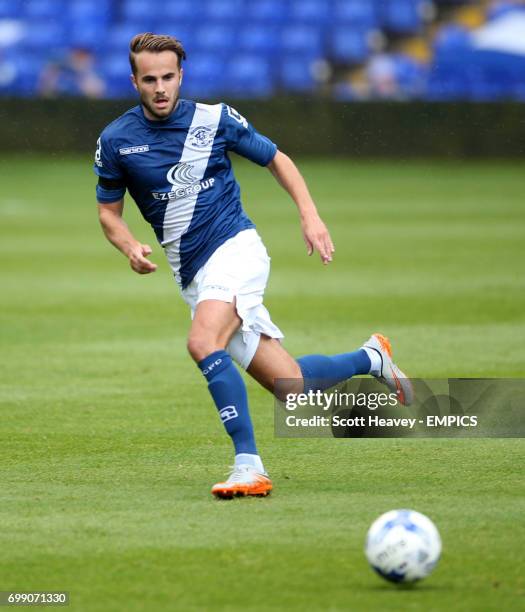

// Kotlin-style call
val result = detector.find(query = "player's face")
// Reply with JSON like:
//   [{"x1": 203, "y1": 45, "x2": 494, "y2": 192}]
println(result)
[{"x1": 131, "y1": 51, "x2": 183, "y2": 121}]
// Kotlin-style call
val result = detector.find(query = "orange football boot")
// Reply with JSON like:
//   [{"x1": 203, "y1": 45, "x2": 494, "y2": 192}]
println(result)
[
  {"x1": 363, "y1": 333, "x2": 414, "y2": 406},
  {"x1": 211, "y1": 465, "x2": 273, "y2": 499}
]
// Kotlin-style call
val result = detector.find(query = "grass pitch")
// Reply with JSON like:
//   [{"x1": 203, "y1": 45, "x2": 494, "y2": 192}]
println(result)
[{"x1": 1, "y1": 156, "x2": 524, "y2": 611}]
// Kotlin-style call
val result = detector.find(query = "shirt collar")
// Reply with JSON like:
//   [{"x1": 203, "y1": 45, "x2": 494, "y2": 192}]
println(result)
[{"x1": 138, "y1": 99, "x2": 185, "y2": 128}]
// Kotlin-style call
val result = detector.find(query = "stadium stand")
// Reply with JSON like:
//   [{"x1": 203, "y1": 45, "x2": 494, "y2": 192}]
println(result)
[{"x1": 0, "y1": 0, "x2": 524, "y2": 100}]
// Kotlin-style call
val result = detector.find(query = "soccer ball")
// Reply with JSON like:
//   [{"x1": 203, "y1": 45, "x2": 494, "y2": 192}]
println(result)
[{"x1": 365, "y1": 509, "x2": 441, "y2": 583}]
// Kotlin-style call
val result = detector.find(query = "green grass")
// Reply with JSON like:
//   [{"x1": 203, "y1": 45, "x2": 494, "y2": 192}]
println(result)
[{"x1": 1, "y1": 156, "x2": 524, "y2": 611}]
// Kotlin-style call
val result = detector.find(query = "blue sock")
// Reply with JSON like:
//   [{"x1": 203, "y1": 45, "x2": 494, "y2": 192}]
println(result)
[
  {"x1": 297, "y1": 349, "x2": 371, "y2": 392},
  {"x1": 198, "y1": 350, "x2": 257, "y2": 455}
]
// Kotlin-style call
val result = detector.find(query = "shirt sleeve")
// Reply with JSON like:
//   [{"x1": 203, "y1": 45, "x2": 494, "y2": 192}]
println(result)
[
  {"x1": 221, "y1": 104, "x2": 277, "y2": 167},
  {"x1": 94, "y1": 133, "x2": 127, "y2": 203}
]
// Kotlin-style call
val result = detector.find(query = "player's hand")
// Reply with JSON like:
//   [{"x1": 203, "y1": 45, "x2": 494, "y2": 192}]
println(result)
[
  {"x1": 301, "y1": 214, "x2": 335, "y2": 265},
  {"x1": 128, "y1": 243, "x2": 158, "y2": 274}
]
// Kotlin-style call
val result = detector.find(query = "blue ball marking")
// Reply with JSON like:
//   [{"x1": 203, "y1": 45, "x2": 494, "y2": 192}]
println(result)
[{"x1": 372, "y1": 565, "x2": 408, "y2": 583}]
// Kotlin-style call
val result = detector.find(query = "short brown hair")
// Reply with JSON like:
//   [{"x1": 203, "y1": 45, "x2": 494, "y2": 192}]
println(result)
[{"x1": 129, "y1": 33, "x2": 186, "y2": 74}]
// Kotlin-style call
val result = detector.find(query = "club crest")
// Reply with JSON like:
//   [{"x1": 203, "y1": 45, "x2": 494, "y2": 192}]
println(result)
[{"x1": 189, "y1": 126, "x2": 214, "y2": 148}]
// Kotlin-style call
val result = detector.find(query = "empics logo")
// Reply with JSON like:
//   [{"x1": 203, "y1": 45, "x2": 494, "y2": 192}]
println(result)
[{"x1": 152, "y1": 162, "x2": 215, "y2": 201}]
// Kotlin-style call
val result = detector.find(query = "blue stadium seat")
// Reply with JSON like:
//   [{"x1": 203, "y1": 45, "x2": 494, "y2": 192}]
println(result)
[
  {"x1": 279, "y1": 57, "x2": 317, "y2": 92},
  {"x1": 0, "y1": 61, "x2": 17, "y2": 95},
  {"x1": 7, "y1": 52, "x2": 47, "y2": 96},
  {"x1": 107, "y1": 23, "x2": 145, "y2": 52},
  {"x1": 426, "y1": 52, "x2": 470, "y2": 100},
  {"x1": 193, "y1": 25, "x2": 237, "y2": 55},
  {"x1": 23, "y1": 22, "x2": 68, "y2": 52},
  {"x1": 99, "y1": 53, "x2": 132, "y2": 98},
  {"x1": 467, "y1": 69, "x2": 506, "y2": 101},
  {"x1": 154, "y1": 25, "x2": 194, "y2": 53},
  {"x1": 466, "y1": 50, "x2": 525, "y2": 101},
  {"x1": 425, "y1": 77, "x2": 466, "y2": 101},
  {"x1": 237, "y1": 25, "x2": 281, "y2": 55},
  {"x1": 0, "y1": 0, "x2": 24, "y2": 19},
  {"x1": 159, "y1": 0, "x2": 203, "y2": 25},
  {"x1": 486, "y1": 1, "x2": 525, "y2": 21},
  {"x1": 289, "y1": 0, "x2": 332, "y2": 24},
  {"x1": 225, "y1": 55, "x2": 274, "y2": 98},
  {"x1": 330, "y1": 27, "x2": 371, "y2": 63},
  {"x1": 433, "y1": 24, "x2": 471, "y2": 55},
  {"x1": 162, "y1": 0, "x2": 204, "y2": 24},
  {"x1": 68, "y1": 0, "x2": 112, "y2": 25},
  {"x1": 333, "y1": 0, "x2": 379, "y2": 28},
  {"x1": 380, "y1": 0, "x2": 424, "y2": 34},
  {"x1": 8, "y1": 0, "x2": 524, "y2": 102},
  {"x1": 429, "y1": 27, "x2": 472, "y2": 100},
  {"x1": 280, "y1": 25, "x2": 324, "y2": 57},
  {"x1": 23, "y1": 0, "x2": 67, "y2": 21},
  {"x1": 181, "y1": 54, "x2": 224, "y2": 97},
  {"x1": 121, "y1": 0, "x2": 153, "y2": 23},
  {"x1": 245, "y1": 0, "x2": 290, "y2": 23},
  {"x1": 202, "y1": 0, "x2": 245, "y2": 22},
  {"x1": 431, "y1": 0, "x2": 471, "y2": 4},
  {"x1": 390, "y1": 54, "x2": 427, "y2": 97},
  {"x1": 99, "y1": 54, "x2": 130, "y2": 79},
  {"x1": 69, "y1": 22, "x2": 109, "y2": 52},
  {"x1": 116, "y1": 16, "x2": 158, "y2": 35}
]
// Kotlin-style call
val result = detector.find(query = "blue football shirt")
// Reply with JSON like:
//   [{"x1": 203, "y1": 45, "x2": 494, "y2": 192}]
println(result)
[{"x1": 94, "y1": 100, "x2": 277, "y2": 288}]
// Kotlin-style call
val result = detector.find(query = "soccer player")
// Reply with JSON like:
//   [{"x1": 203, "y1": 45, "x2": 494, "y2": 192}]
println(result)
[{"x1": 95, "y1": 33, "x2": 412, "y2": 499}]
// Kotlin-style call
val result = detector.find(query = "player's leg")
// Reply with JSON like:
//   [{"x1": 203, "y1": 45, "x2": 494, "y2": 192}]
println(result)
[
  {"x1": 187, "y1": 298, "x2": 241, "y2": 361},
  {"x1": 294, "y1": 334, "x2": 413, "y2": 404},
  {"x1": 187, "y1": 298, "x2": 259, "y2": 464},
  {"x1": 247, "y1": 335, "x2": 369, "y2": 393},
  {"x1": 246, "y1": 335, "x2": 302, "y2": 398},
  {"x1": 187, "y1": 298, "x2": 272, "y2": 498},
  {"x1": 246, "y1": 334, "x2": 413, "y2": 405}
]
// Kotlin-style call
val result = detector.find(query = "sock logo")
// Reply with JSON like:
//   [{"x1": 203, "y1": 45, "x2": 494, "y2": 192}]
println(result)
[
  {"x1": 202, "y1": 358, "x2": 222, "y2": 376},
  {"x1": 219, "y1": 405, "x2": 238, "y2": 423}
]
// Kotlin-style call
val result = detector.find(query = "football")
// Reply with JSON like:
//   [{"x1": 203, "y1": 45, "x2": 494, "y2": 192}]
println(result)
[{"x1": 365, "y1": 509, "x2": 442, "y2": 583}]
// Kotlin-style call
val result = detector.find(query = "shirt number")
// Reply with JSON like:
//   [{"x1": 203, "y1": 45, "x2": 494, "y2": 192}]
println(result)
[
  {"x1": 95, "y1": 137, "x2": 103, "y2": 167},
  {"x1": 226, "y1": 106, "x2": 248, "y2": 129}
]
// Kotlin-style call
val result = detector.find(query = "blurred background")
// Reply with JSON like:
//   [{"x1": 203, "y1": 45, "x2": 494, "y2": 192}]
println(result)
[
  {"x1": 1, "y1": 0, "x2": 525, "y2": 157},
  {"x1": 1, "y1": 0, "x2": 525, "y2": 101}
]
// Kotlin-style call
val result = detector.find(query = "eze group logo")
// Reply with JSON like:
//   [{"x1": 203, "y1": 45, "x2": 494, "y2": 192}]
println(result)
[
  {"x1": 167, "y1": 162, "x2": 197, "y2": 186},
  {"x1": 151, "y1": 162, "x2": 216, "y2": 201}
]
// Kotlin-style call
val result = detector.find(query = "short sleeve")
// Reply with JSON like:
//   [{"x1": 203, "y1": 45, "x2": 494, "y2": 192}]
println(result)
[
  {"x1": 221, "y1": 104, "x2": 277, "y2": 167},
  {"x1": 94, "y1": 133, "x2": 127, "y2": 203}
]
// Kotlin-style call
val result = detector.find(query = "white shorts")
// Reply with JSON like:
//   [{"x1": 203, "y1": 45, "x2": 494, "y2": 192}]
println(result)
[{"x1": 175, "y1": 229, "x2": 284, "y2": 369}]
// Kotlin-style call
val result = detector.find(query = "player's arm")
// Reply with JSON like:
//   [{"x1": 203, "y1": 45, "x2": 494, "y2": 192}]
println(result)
[
  {"x1": 267, "y1": 150, "x2": 334, "y2": 265},
  {"x1": 97, "y1": 200, "x2": 157, "y2": 274},
  {"x1": 223, "y1": 105, "x2": 333, "y2": 263}
]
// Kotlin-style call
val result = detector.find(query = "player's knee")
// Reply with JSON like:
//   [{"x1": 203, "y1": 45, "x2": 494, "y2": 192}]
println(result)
[{"x1": 187, "y1": 334, "x2": 218, "y2": 362}]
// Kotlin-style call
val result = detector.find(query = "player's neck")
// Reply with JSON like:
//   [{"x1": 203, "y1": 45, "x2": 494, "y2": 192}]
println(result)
[{"x1": 141, "y1": 99, "x2": 180, "y2": 122}]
